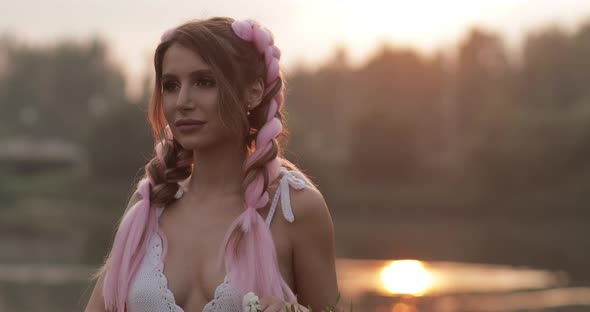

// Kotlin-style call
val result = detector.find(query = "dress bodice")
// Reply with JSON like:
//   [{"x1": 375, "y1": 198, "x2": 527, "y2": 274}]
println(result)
[{"x1": 126, "y1": 167, "x2": 310, "y2": 312}]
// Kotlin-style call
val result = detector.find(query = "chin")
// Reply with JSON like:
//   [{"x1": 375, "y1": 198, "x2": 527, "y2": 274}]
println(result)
[
  {"x1": 176, "y1": 136, "x2": 211, "y2": 151},
  {"x1": 173, "y1": 127, "x2": 239, "y2": 151},
  {"x1": 176, "y1": 133, "x2": 231, "y2": 151}
]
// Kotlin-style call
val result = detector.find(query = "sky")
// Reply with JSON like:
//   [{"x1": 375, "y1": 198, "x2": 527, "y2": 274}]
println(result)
[{"x1": 1, "y1": 0, "x2": 590, "y2": 99}]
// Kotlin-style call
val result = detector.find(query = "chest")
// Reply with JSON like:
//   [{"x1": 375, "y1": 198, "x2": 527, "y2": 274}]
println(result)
[{"x1": 158, "y1": 198, "x2": 294, "y2": 311}]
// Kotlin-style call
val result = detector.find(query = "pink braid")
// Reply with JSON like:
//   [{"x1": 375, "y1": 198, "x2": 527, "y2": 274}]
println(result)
[
  {"x1": 219, "y1": 19, "x2": 297, "y2": 303},
  {"x1": 102, "y1": 178, "x2": 158, "y2": 312},
  {"x1": 160, "y1": 26, "x2": 175, "y2": 42},
  {"x1": 103, "y1": 134, "x2": 171, "y2": 311}
]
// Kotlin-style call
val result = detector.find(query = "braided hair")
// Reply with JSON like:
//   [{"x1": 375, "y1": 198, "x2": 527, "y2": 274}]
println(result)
[
  {"x1": 100, "y1": 17, "x2": 309, "y2": 311},
  {"x1": 218, "y1": 19, "x2": 297, "y2": 303}
]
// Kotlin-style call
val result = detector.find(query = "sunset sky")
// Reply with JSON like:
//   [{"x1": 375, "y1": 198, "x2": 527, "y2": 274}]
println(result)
[{"x1": 1, "y1": 0, "x2": 589, "y2": 98}]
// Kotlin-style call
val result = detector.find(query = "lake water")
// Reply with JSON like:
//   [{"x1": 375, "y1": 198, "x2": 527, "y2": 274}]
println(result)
[
  {"x1": 336, "y1": 258, "x2": 590, "y2": 311},
  {"x1": 0, "y1": 259, "x2": 588, "y2": 311}
]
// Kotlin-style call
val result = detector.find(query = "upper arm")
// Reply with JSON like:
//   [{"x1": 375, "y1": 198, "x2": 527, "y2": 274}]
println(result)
[
  {"x1": 290, "y1": 186, "x2": 340, "y2": 311},
  {"x1": 85, "y1": 189, "x2": 143, "y2": 312}
]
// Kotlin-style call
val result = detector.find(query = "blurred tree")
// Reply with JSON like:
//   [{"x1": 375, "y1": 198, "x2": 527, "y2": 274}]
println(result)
[
  {"x1": 453, "y1": 28, "x2": 519, "y2": 194},
  {"x1": 83, "y1": 98, "x2": 153, "y2": 182},
  {"x1": 518, "y1": 27, "x2": 576, "y2": 109},
  {"x1": 0, "y1": 35, "x2": 154, "y2": 184},
  {"x1": 349, "y1": 44, "x2": 446, "y2": 184},
  {"x1": 285, "y1": 46, "x2": 356, "y2": 184},
  {"x1": 0, "y1": 37, "x2": 126, "y2": 142},
  {"x1": 455, "y1": 28, "x2": 513, "y2": 133}
]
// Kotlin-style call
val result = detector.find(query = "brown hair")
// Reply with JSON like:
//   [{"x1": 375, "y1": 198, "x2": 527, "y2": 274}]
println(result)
[
  {"x1": 148, "y1": 17, "x2": 294, "y2": 207},
  {"x1": 90, "y1": 18, "x2": 316, "y2": 309}
]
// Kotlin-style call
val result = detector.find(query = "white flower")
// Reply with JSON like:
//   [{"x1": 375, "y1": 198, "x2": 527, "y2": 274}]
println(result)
[{"x1": 242, "y1": 291, "x2": 261, "y2": 312}]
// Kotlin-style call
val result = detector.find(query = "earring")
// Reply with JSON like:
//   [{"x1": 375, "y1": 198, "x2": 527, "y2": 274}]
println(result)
[{"x1": 247, "y1": 104, "x2": 251, "y2": 116}]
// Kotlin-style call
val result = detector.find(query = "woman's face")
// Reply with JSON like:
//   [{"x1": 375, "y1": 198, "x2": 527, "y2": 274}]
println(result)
[{"x1": 161, "y1": 43, "x2": 232, "y2": 150}]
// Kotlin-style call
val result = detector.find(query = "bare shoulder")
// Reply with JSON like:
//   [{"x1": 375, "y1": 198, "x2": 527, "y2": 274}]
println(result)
[
  {"x1": 287, "y1": 183, "x2": 339, "y2": 310},
  {"x1": 287, "y1": 184, "x2": 335, "y2": 244},
  {"x1": 291, "y1": 184, "x2": 330, "y2": 218}
]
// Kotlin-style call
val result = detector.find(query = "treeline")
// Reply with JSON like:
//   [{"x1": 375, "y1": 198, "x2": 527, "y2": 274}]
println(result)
[
  {"x1": 286, "y1": 23, "x2": 590, "y2": 218},
  {"x1": 1, "y1": 20, "x2": 589, "y2": 218}
]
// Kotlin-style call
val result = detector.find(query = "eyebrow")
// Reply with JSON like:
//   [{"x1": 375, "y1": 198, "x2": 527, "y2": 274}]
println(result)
[{"x1": 162, "y1": 69, "x2": 214, "y2": 80}]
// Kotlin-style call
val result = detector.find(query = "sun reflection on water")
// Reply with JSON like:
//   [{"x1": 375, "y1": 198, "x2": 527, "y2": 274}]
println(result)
[
  {"x1": 380, "y1": 260, "x2": 433, "y2": 296},
  {"x1": 335, "y1": 258, "x2": 590, "y2": 311}
]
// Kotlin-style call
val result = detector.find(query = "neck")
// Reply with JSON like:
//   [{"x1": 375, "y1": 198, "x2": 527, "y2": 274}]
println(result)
[{"x1": 185, "y1": 140, "x2": 247, "y2": 199}]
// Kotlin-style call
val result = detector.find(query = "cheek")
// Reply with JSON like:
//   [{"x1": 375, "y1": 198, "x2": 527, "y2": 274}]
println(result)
[
  {"x1": 159, "y1": 88, "x2": 220, "y2": 125},
  {"x1": 200, "y1": 90, "x2": 220, "y2": 113},
  {"x1": 161, "y1": 97, "x2": 176, "y2": 124}
]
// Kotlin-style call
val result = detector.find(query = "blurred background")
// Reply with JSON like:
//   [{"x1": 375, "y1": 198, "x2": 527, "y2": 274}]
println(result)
[{"x1": 1, "y1": 1, "x2": 590, "y2": 311}]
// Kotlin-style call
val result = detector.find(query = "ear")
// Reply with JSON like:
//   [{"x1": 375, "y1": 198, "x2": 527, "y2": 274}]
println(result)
[{"x1": 245, "y1": 77, "x2": 265, "y2": 111}]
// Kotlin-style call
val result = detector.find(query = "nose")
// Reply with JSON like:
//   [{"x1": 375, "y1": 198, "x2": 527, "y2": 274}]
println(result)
[{"x1": 176, "y1": 82, "x2": 196, "y2": 111}]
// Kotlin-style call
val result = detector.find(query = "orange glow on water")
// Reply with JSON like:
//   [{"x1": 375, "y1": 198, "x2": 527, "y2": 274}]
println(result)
[{"x1": 380, "y1": 260, "x2": 433, "y2": 296}]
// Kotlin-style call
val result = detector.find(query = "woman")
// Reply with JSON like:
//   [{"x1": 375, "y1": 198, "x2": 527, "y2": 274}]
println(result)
[{"x1": 84, "y1": 17, "x2": 339, "y2": 312}]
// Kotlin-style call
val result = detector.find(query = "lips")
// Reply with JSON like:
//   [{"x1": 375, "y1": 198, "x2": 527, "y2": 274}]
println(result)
[{"x1": 175, "y1": 119, "x2": 206, "y2": 126}]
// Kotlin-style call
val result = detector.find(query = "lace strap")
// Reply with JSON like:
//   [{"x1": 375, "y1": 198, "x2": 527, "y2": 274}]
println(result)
[
  {"x1": 265, "y1": 167, "x2": 309, "y2": 227},
  {"x1": 156, "y1": 177, "x2": 308, "y2": 228}
]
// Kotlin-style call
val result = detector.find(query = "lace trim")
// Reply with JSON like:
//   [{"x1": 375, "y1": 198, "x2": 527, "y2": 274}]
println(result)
[
  {"x1": 151, "y1": 232, "x2": 184, "y2": 312},
  {"x1": 151, "y1": 229, "x2": 232, "y2": 312},
  {"x1": 151, "y1": 167, "x2": 309, "y2": 311},
  {"x1": 202, "y1": 275, "x2": 232, "y2": 311}
]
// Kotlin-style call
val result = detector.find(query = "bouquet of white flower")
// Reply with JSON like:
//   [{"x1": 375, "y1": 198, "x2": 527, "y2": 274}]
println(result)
[{"x1": 242, "y1": 292, "x2": 262, "y2": 312}]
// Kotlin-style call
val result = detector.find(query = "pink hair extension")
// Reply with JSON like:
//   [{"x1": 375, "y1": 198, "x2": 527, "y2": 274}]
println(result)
[
  {"x1": 219, "y1": 19, "x2": 297, "y2": 303},
  {"x1": 102, "y1": 178, "x2": 158, "y2": 312},
  {"x1": 103, "y1": 137, "x2": 171, "y2": 311},
  {"x1": 160, "y1": 27, "x2": 176, "y2": 42}
]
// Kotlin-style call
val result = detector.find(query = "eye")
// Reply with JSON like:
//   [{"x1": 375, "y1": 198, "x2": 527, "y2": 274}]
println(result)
[
  {"x1": 162, "y1": 81, "x2": 179, "y2": 93},
  {"x1": 194, "y1": 78, "x2": 216, "y2": 88}
]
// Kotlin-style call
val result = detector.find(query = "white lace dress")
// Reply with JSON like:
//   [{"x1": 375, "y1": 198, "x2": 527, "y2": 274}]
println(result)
[{"x1": 126, "y1": 167, "x2": 310, "y2": 312}]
